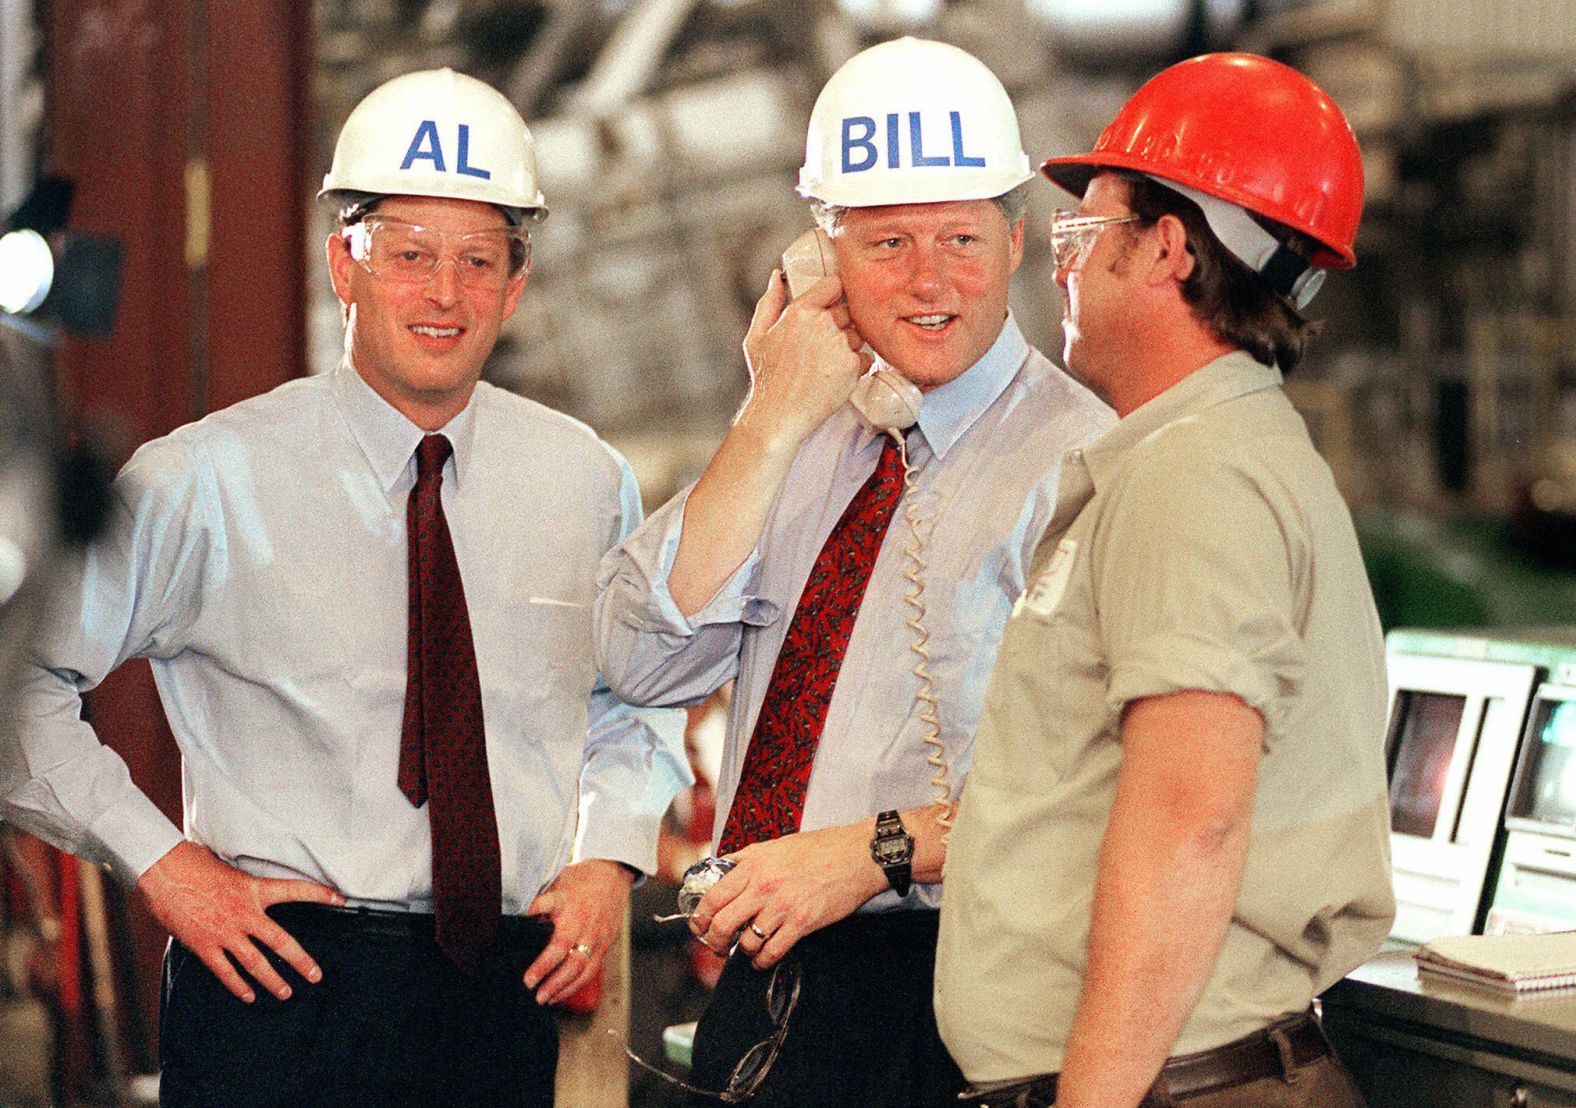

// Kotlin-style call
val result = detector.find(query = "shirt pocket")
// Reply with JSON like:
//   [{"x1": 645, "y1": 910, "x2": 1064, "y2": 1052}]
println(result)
[
  {"x1": 480, "y1": 593, "x2": 597, "y2": 708},
  {"x1": 521, "y1": 596, "x2": 597, "y2": 691}
]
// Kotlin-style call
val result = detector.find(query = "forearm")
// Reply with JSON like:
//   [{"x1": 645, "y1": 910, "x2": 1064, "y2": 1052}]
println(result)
[
  {"x1": 594, "y1": 494, "x2": 754, "y2": 708},
  {"x1": 1054, "y1": 692, "x2": 1261, "y2": 1108},
  {"x1": 693, "y1": 800, "x2": 960, "y2": 966},
  {"x1": 1053, "y1": 793, "x2": 1249, "y2": 1107},
  {"x1": 797, "y1": 800, "x2": 957, "y2": 898},
  {"x1": 669, "y1": 417, "x2": 801, "y2": 617},
  {"x1": 670, "y1": 266, "x2": 868, "y2": 616},
  {"x1": 751, "y1": 800, "x2": 955, "y2": 902}
]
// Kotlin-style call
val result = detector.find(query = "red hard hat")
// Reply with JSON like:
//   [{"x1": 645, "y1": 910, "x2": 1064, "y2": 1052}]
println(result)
[{"x1": 1042, "y1": 53, "x2": 1362, "y2": 269}]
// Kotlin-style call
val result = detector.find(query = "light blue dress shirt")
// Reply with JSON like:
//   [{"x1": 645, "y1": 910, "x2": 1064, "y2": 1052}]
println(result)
[
  {"x1": 595, "y1": 316, "x2": 1114, "y2": 910},
  {"x1": 2, "y1": 360, "x2": 688, "y2": 914}
]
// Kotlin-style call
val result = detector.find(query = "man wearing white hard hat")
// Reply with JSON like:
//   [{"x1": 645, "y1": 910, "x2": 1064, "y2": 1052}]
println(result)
[
  {"x1": 0, "y1": 68, "x2": 686, "y2": 1106},
  {"x1": 596, "y1": 37, "x2": 1112, "y2": 1106},
  {"x1": 936, "y1": 54, "x2": 1393, "y2": 1108}
]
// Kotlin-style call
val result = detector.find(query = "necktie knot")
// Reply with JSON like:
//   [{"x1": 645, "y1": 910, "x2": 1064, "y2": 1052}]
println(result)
[{"x1": 416, "y1": 434, "x2": 453, "y2": 484}]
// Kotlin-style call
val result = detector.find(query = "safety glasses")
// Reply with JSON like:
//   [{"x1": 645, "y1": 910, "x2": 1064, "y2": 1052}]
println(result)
[
  {"x1": 621, "y1": 958, "x2": 801, "y2": 1102},
  {"x1": 1049, "y1": 210, "x2": 1142, "y2": 271},
  {"x1": 341, "y1": 216, "x2": 529, "y2": 290}
]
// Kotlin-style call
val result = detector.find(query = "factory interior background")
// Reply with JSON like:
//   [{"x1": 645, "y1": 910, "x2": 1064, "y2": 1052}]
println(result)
[{"x1": 8, "y1": 0, "x2": 1576, "y2": 1104}]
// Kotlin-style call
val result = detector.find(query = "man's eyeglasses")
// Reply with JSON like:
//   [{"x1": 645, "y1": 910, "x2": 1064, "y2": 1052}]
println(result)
[
  {"x1": 341, "y1": 216, "x2": 529, "y2": 290},
  {"x1": 1049, "y1": 210, "x2": 1142, "y2": 271},
  {"x1": 620, "y1": 958, "x2": 801, "y2": 1103}
]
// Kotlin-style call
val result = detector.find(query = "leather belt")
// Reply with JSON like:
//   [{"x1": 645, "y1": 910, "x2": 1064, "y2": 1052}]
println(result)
[
  {"x1": 267, "y1": 902, "x2": 551, "y2": 952},
  {"x1": 961, "y1": 1011, "x2": 1333, "y2": 1107}
]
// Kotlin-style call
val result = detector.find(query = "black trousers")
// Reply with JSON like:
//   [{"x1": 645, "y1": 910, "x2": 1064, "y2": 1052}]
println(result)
[
  {"x1": 158, "y1": 905, "x2": 557, "y2": 1107},
  {"x1": 688, "y1": 909, "x2": 965, "y2": 1108}
]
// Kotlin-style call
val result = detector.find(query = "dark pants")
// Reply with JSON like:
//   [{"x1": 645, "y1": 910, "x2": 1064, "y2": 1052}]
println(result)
[
  {"x1": 689, "y1": 909, "x2": 964, "y2": 1108},
  {"x1": 158, "y1": 905, "x2": 557, "y2": 1107}
]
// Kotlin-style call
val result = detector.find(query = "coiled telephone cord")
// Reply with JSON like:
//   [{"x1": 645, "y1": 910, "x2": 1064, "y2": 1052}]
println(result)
[{"x1": 892, "y1": 430, "x2": 955, "y2": 835}]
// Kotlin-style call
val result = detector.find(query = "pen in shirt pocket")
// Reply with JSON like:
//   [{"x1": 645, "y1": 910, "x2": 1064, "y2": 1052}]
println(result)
[{"x1": 527, "y1": 596, "x2": 587, "y2": 609}]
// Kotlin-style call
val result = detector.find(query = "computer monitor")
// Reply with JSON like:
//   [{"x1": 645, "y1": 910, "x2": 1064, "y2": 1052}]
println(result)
[
  {"x1": 1487, "y1": 684, "x2": 1576, "y2": 934},
  {"x1": 1508, "y1": 690, "x2": 1576, "y2": 832},
  {"x1": 1385, "y1": 651, "x2": 1538, "y2": 943}
]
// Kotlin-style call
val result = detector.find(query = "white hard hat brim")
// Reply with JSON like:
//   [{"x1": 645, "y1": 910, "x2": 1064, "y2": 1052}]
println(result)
[
  {"x1": 318, "y1": 187, "x2": 547, "y2": 226},
  {"x1": 797, "y1": 163, "x2": 1034, "y2": 208}
]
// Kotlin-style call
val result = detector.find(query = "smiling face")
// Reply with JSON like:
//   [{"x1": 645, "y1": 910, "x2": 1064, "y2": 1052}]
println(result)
[
  {"x1": 832, "y1": 200, "x2": 1023, "y2": 391},
  {"x1": 327, "y1": 195, "x2": 527, "y2": 430}
]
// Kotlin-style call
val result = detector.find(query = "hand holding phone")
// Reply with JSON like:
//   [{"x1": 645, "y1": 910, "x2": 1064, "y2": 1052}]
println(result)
[
  {"x1": 780, "y1": 229, "x2": 921, "y2": 434},
  {"x1": 738, "y1": 248, "x2": 871, "y2": 449}
]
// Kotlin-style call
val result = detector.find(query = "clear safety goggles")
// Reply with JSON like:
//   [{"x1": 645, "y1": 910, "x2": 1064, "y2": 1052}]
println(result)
[
  {"x1": 621, "y1": 957, "x2": 801, "y2": 1102},
  {"x1": 341, "y1": 216, "x2": 530, "y2": 290},
  {"x1": 1049, "y1": 209, "x2": 1142, "y2": 271}
]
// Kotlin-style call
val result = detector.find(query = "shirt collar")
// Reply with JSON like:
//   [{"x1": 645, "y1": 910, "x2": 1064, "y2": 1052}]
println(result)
[
  {"x1": 876, "y1": 312, "x2": 1026, "y2": 462},
  {"x1": 1079, "y1": 350, "x2": 1281, "y2": 490},
  {"x1": 332, "y1": 358, "x2": 481, "y2": 495}
]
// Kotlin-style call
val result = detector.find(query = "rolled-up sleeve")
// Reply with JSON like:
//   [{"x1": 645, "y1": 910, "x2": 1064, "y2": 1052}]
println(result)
[
  {"x1": 1092, "y1": 443, "x2": 1308, "y2": 743},
  {"x1": 593, "y1": 485, "x2": 778, "y2": 710}
]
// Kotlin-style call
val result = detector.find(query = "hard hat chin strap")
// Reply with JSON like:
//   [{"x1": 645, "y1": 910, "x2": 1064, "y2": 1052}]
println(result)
[{"x1": 1145, "y1": 175, "x2": 1324, "y2": 310}]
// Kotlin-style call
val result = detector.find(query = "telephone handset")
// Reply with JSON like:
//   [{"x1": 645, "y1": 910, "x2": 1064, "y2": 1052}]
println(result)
[{"x1": 780, "y1": 229, "x2": 922, "y2": 433}]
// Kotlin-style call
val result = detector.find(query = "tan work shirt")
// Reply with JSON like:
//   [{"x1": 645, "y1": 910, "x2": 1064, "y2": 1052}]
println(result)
[{"x1": 934, "y1": 351, "x2": 1395, "y2": 1084}]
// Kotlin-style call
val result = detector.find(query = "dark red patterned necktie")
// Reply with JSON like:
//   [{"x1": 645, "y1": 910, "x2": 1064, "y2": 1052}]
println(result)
[
  {"x1": 719, "y1": 434, "x2": 906, "y2": 853},
  {"x1": 398, "y1": 433, "x2": 501, "y2": 975}
]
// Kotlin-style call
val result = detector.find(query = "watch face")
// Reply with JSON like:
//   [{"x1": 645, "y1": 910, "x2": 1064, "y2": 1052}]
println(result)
[{"x1": 874, "y1": 838, "x2": 907, "y2": 864}]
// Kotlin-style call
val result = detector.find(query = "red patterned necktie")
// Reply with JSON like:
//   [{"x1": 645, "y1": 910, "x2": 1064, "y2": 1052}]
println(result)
[
  {"x1": 719, "y1": 433, "x2": 906, "y2": 853},
  {"x1": 398, "y1": 433, "x2": 501, "y2": 975}
]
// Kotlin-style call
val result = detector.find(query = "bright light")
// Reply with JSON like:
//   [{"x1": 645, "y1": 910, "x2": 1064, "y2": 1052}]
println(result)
[
  {"x1": 837, "y1": 0, "x2": 941, "y2": 23},
  {"x1": 0, "y1": 229, "x2": 53, "y2": 315}
]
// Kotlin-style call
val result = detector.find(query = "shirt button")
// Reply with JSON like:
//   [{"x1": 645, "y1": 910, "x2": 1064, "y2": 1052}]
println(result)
[{"x1": 1070, "y1": 448, "x2": 1083, "y2": 461}]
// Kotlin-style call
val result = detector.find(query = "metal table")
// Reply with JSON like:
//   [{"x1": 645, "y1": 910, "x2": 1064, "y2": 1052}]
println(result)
[{"x1": 1323, "y1": 951, "x2": 1576, "y2": 1106}]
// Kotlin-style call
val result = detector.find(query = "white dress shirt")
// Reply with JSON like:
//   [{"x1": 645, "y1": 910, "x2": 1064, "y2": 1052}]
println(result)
[
  {"x1": 595, "y1": 316, "x2": 1114, "y2": 910},
  {"x1": 1, "y1": 360, "x2": 688, "y2": 914}
]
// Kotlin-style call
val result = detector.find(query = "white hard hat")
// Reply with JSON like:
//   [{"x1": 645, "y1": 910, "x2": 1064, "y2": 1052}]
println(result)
[
  {"x1": 798, "y1": 38, "x2": 1033, "y2": 208},
  {"x1": 320, "y1": 68, "x2": 548, "y2": 224}
]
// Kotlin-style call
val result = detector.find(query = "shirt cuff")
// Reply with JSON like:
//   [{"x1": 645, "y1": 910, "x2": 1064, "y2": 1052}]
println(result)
[
  {"x1": 574, "y1": 812, "x2": 662, "y2": 880},
  {"x1": 614, "y1": 491, "x2": 777, "y2": 635},
  {"x1": 92, "y1": 791, "x2": 186, "y2": 886},
  {"x1": 1106, "y1": 631, "x2": 1298, "y2": 741}
]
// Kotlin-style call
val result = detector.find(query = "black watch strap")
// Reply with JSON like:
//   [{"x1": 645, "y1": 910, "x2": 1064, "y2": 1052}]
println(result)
[{"x1": 870, "y1": 809, "x2": 915, "y2": 897}]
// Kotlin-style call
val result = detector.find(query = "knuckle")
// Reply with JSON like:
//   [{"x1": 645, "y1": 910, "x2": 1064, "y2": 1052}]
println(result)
[{"x1": 255, "y1": 924, "x2": 286, "y2": 948}]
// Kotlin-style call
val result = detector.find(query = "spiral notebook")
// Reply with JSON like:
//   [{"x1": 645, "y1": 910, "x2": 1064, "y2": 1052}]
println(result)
[{"x1": 1414, "y1": 932, "x2": 1576, "y2": 995}]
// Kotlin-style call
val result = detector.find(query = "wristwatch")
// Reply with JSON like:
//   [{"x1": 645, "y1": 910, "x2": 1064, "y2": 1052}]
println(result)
[{"x1": 870, "y1": 810, "x2": 915, "y2": 897}]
